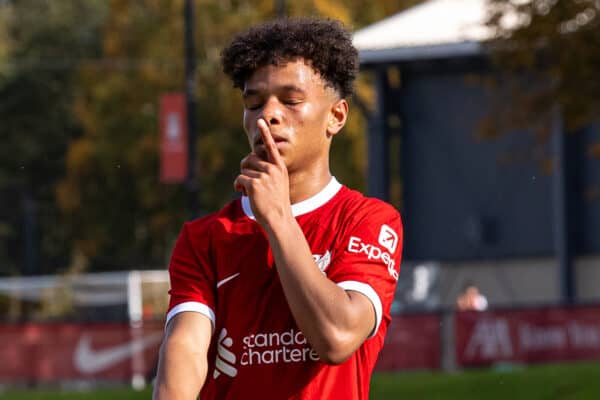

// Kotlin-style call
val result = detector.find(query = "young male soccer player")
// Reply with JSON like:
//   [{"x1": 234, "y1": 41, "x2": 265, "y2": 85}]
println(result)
[{"x1": 153, "y1": 17, "x2": 403, "y2": 400}]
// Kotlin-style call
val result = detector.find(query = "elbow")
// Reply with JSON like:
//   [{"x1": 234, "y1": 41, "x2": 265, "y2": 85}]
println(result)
[
  {"x1": 312, "y1": 328, "x2": 359, "y2": 365},
  {"x1": 319, "y1": 349, "x2": 352, "y2": 365}
]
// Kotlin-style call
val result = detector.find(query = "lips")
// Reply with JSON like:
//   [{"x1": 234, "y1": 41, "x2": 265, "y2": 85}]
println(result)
[
  {"x1": 253, "y1": 135, "x2": 287, "y2": 161},
  {"x1": 253, "y1": 134, "x2": 287, "y2": 148}
]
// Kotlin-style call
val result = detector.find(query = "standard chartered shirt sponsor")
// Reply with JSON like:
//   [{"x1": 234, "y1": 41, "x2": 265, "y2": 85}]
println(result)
[{"x1": 240, "y1": 329, "x2": 320, "y2": 366}]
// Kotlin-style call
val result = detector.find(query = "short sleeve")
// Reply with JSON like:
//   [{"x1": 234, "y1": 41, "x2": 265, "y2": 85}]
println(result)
[
  {"x1": 166, "y1": 222, "x2": 217, "y2": 331},
  {"x1": 327, "y1": 203, "x2": 403, "y2": 337}
]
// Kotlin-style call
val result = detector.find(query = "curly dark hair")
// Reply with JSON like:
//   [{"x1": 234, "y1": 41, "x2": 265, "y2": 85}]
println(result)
[{"x1": 221, "y1": 17, "x2": 358, "y2": 99}]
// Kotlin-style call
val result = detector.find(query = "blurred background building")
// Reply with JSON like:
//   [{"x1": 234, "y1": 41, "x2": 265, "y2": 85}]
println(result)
[{"x1": 354, "y1": 0, "x2": 600, "y2": 310}]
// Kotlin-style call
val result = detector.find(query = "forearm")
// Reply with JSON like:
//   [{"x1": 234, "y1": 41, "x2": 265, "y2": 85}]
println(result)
[
  {"x1": 153, "y1": 338, "x2": 207, "y2": 400},
  {"x1": 264, "y1": 216, "x2": 373, "y2": 364},
  {"x1": 153, "y1": 313, "x2": 212, "y2": 400}
]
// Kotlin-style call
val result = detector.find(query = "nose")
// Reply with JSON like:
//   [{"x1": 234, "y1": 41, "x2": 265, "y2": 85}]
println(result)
[{"x1": 260, "y1": 97, "x2": 283, "y2": 126}]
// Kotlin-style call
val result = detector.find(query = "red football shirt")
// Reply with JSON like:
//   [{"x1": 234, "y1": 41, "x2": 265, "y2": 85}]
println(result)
[{"x1": 167, "y1": 178, "x2": 403, "y2": 399}]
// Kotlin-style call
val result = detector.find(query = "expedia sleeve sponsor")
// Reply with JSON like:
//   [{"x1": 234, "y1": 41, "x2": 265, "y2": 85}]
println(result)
[{"x1": 346, "y1": 227, "x2": 399, "y2": 280}]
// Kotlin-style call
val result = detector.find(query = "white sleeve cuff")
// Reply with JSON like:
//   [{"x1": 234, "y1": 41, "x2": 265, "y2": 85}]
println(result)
[
  {"x1": 337, "y1": 281, "x2": 383, "y2": 338},
  {"x1": 165, "y1": 301, "x2": 216, "y2": 332}
]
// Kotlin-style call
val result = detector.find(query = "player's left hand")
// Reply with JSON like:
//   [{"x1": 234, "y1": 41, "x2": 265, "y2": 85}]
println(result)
[{"x1": 234, "y1": 118, "x2": 292, "y2": 227}]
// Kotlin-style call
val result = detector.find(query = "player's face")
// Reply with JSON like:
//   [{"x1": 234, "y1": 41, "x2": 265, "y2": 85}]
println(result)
[{"x1": 242, "y1": 60, "x2": 345, "y2": 173}]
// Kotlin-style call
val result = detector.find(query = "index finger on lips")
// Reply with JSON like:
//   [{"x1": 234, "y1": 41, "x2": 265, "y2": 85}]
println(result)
[{"x1": 257, "y1": 118, "x2": 284, "y2": 166}]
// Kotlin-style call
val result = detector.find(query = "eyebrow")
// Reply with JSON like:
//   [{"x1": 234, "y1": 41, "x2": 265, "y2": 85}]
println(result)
[{"x1": 243, "y1": 85, "x2": 306, "y2": 98}]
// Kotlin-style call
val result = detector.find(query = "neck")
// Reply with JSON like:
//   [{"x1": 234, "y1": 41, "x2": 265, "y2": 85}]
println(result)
[{"x1": 288, "y1": 168, "x2": 333, "y2": 205}]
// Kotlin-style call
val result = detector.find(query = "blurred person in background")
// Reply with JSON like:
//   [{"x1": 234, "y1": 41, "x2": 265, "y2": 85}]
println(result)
[
  {"x1": 153, "y1": 17, "x2": 403, "y2": 400},
  {"x1": 456, "y1": 282, "x2": 488, "y2": 311}
]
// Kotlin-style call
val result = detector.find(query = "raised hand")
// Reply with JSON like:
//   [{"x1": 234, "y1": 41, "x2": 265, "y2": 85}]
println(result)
[{"x1": 234, "y1": 119, "x2": 292, "y2": 227}]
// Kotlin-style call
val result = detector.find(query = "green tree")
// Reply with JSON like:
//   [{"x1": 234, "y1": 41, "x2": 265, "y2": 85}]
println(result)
[
  {"x1": 56, "y1": 0, "x2": 274, "y2": 270},
  {"x1": 0, "y1": 0, "x2": 106, "y2": 275},
  {"x1": 484, "y1": 0, "x2": 600, "y2": 133}
]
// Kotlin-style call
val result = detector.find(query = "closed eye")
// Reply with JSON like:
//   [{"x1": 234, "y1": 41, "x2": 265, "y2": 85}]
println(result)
[
  {"x1": 244, "y1": 97, "x2": 263, "y2": 111},
  {"x1": 245, "y1": 102, "x2": 263, "y2": 111}
]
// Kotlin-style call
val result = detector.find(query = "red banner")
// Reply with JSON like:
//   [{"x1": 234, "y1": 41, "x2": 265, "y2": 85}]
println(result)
[
  {"x1": 456, "y1": 306, "x2": 600, "y2": 367},
  {"x1": 376, "y1": 314, "x2": 441, "y2": 371},
  {"x1": 0, "y1": 322, "x2": 163, "y2": 382},
  {"x1": 160, "y1": 93, "x2": 188, "y2": 183}
]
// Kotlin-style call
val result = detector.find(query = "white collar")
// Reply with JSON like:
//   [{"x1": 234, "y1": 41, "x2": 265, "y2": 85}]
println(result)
[{"x1": 241, "y1": 177, "x2": 342, "y2": 220}]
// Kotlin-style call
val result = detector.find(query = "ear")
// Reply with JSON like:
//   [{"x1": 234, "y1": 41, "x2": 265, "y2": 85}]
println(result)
[{"x1": 326, "y1": 98, "x2": 348, "y2": 137}]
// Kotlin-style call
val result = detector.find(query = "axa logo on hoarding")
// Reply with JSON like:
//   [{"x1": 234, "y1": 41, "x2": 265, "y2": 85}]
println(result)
[
  {"x1": 347, "y1": 230, "x2": 398, "y2": 280},
  {"x1": 464, "y1": 318, "x2": 513, "y2": 360},
  {"x1": 212, "y1": 328, "x2": 319, "y2": 379}
]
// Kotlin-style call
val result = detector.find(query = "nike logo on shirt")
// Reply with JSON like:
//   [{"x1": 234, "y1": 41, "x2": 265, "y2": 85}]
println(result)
[{"x1": 217, "y1": 272, "x2": 241, "y2": 288}]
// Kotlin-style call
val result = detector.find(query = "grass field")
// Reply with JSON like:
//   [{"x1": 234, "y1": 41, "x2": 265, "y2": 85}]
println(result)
[
  {"x1": 2, "y1": 362, "x2": 599, "y2": 399},
  {"x1": 371, "y1": 362, "x2": 600, "y2": 399}
]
